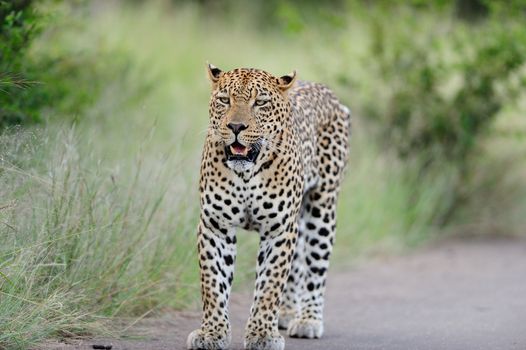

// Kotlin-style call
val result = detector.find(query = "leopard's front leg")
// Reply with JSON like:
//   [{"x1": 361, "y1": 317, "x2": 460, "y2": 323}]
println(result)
[
  {"x1": 187, "y1": 221, "x2": 236, "y2": 350},
  {"x1": 244, "y1": 223, "x2": 298, "y2": 350}
]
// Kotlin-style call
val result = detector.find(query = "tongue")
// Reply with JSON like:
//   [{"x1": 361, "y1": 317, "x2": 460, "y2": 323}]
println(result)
[{"x1": 231, "y1": 145, "x2": 248, "y2": 156}]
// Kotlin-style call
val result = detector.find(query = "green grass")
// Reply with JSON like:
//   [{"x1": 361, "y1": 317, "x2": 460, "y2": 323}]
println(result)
[
  {"x1": 0, "y1": 2, "x2": 525, "y2": 349},
  {"x1": 0, "y1": 127, "x2": 199, "y2": 346}
]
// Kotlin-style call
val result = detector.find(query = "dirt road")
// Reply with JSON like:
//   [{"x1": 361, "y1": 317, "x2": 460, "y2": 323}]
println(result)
[{"x1": 45, "y1": 237, "x2": 526, "y2": 350}]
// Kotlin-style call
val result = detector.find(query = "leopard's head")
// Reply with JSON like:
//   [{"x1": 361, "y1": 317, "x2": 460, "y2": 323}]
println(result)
[{"x1": 206, "y1": 64, "x2": 296, "y2": 171}]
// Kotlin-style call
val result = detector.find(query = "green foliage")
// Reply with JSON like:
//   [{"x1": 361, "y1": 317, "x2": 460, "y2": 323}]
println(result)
[
  {"x1": 0, "y1": 0, "x2": 42, "y2": 126},
  {"x1": 0, "y1": 1, "x2": 143, "y2": 128},
  {"x1": 0, "y1": 0, "x2": 40, "y2": 70},
  {"x1": 366, "y1": 13, "x2": 526, "y2": 223},
  {"x1": 371, "y1": 24, "x2": 526, "y2": 162}
]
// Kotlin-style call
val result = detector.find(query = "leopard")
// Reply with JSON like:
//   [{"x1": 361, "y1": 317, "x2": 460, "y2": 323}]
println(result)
[{"x1": 186, "y1": 64, "x2": 351, "y2": 350}]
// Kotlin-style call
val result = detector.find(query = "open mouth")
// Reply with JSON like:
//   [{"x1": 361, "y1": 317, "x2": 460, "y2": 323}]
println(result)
[{"x1": 225, "y1": 140, "x2": 260, "y2": 163}]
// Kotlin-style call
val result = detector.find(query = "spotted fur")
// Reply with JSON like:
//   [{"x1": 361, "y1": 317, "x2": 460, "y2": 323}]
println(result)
[{"x1": 187, "y1": 65, "x2": 351, "y2": 350}]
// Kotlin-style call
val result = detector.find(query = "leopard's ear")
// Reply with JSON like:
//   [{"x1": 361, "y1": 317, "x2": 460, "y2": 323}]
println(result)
[
  {"x1": 277, "y1": 70, "x2": 297, "y2": 91},
  {"x1": 206, "y1": 63, "x2": 222, "y2": 85}
]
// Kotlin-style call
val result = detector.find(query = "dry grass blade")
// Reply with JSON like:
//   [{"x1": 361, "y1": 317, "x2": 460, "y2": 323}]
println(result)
[
  {"x1": 0, "y1": 200, "x2": 17, "y2": 211},
  {"x1": 0, "y1": 270, "x2": 14, "y2": 286},
  {"x1": 1, "y1": 221, "x2": 17, "y2": 232},
  {"x1": 0, "y1": 73, "x2": 41, "y2": 94}
]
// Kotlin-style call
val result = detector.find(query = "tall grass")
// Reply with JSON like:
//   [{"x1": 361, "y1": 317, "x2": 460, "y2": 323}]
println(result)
[
  {"x1": 0, "y1": 1, "x2": 524, "y2": 348},
  {"x1": 0, "y1": 127, "x2": 200, "y2": 348}
]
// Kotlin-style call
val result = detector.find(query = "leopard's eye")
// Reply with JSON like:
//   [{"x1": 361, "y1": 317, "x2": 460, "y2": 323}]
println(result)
[
  {"x1": 254, "y1": 99, "x2": 269, "y2": 107},
  {"x1": 218, "y1": 97, "x2": 230, "y2": 105}
]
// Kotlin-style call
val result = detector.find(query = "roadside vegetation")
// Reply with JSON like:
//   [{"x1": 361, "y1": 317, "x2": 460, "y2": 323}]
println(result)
[{"x1": 1, "y1": 0, "x2": 525, "y2": 348}]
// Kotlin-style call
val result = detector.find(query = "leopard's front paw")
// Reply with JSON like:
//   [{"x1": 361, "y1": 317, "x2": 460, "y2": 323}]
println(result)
[
  {"x1": 287, "y1": 318, "x2": 324, "y2": 339},
  {"x1": 244, "y1": 333, "x2": 284, "y2": 350},
  {"x1": 278, "y1": 308, "x2": 297, "y2": 330},
  {"x1": 186, "y1": 328, "x2": 231, "y2": 350}
]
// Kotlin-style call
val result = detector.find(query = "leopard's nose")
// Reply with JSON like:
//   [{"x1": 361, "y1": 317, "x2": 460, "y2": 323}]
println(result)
[{"x1": 227, "y1": 123, "x2": 248, "y2": 135}]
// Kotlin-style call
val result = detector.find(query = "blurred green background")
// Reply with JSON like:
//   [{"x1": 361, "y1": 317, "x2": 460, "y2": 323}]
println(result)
[{"x1": 1, "y1": 0, "x2": 525, "y2": 348}]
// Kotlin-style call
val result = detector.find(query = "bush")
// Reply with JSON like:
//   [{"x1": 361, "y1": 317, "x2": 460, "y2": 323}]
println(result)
[
  {"x1": 366, "y1": 11, "x2": 526, "y2": 223},
  {"x1": 0, "y1": 0, "x2": 43, "y2": 126},
  {"x1": 371, "y1": 23, "x2": 526, "y2": 163},
  {"x1": 0, "y1": 1, "x2": 145, "y2": 128}
]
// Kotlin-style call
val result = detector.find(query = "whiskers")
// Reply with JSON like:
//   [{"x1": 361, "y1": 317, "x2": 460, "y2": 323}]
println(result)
[
  {"x1": 251, "y1": 139, "x2": 263, "y2": 154},
  {"x1": 259, "y1": 131, "x2": 291, "y2": 154},
  {"x1": 264, "y1": 139, "x2": 290, "y2": 154},
  {"x1": 203, "y1": 126, "x2": 223, "y2": 142}
]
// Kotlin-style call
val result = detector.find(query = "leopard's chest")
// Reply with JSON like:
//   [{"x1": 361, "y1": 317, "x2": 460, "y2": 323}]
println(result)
[
  {"x1": 235, "y1": 174, "x2": 299, "y2": 233},
  {"x1": 201, "y1": 167, "x2": 303, "y2": 236}
]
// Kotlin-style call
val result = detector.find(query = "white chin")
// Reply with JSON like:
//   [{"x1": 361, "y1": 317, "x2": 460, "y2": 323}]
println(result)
[{"x1": 227, "y1": 159, "x2": 255, "y2": 172}]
